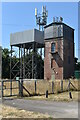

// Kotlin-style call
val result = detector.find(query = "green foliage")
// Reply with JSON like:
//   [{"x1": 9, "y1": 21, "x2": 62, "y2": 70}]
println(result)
[
  {"x1": 76, "y1": 62, "x2": 80, "y2": 70},
  {"x1": 25, "y1": 51, "x2": 44, "y2": 79},
  {"x1": 2, "y1": 48, "x2": 44, "y2": 79},
  {"x1": 74, "y1": 58, "x2": 80, "y2": 71},
  {"x1": 2, "y1": 48, "x2": 18, "y2": 79},
  {"x1": 75, "y1": 62, "x2": 80, "y2": 71},
  {"x1": 2, "y1": 48, "x2": 10, "y2": 79}
]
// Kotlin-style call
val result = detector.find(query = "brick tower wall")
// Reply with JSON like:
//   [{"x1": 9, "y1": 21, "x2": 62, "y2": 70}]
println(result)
[
  {"x1": 44, "y1": 38, "x2": 64, "y2": 80},
  {"x1": 63, "y1": 39, "x2": 74, "y2": 79}
]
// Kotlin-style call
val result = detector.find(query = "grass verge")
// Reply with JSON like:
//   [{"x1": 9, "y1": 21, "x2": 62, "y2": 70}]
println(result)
[
  {"x1": 0, "y1": 104, "x2": 50, "y2": 118},
  {"x1": 24, "y1": 91, "x2": 79, "y2": 102}
]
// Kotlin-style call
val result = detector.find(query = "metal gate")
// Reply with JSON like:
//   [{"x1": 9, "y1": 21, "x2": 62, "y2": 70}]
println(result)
[
  {"x1": 1, "y1": 79, "x2": 31, "y2": 97},
  {"x1": 1, "y1": 80, "x2": 20, "y2": 97}
]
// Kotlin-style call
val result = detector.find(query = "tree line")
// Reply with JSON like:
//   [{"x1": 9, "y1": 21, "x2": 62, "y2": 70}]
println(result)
[{"x1": 2, "y1": 48, "x2": 44, "y2": 79}]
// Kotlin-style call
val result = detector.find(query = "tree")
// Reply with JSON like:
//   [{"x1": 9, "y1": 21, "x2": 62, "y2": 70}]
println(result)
[
  {"x1": 2, "y1": 48, "x2": 44, "y2": 79},
  {"x1": 75, "y1": 62, "x2": 80, "y2": 71},
  {"x1": 11, "y1": 50, "x2": 44, "y2": 79},
  {"x1": 75, "y1": 57, "x2": 80, "y2": 71},
  {"x1": 25, "y1": 51, "x2": 44, "y2": 79},
  {"x1": 2, "y1": 48, "x2": 10, "y2": 79}
]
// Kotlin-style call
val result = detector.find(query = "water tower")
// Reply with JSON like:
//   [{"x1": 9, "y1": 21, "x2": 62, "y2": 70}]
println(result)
[{"x1": 10, "y1": 6, "x2": 48, "y2": 81}]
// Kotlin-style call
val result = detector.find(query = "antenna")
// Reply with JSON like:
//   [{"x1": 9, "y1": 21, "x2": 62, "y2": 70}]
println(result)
[
  {"x1": 35, "y1": 8, "x2": 37, "y2": 16},
  {"x1": 35, "y1": 5, "x2": 48, "y2": 31}
]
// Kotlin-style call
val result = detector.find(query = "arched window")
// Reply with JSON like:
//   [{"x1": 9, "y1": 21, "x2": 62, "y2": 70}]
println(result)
[{"x1": 51, "y1": 43, "x2": 56, "y2": 53}]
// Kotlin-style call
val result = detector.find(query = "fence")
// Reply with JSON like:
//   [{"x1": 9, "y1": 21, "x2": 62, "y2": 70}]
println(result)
[
  {"x1": 1, "y1": 80, "x2": 19, "y2": 97},
  {"x1": 1, "y1": 79, "x2": 31, "y2": 97},
  {"x1": 0, "y1": 79, "x2": 80, "y2": 97},
  {"x1": 23, "y1": 79, "x2": 79, "y2": 96}
]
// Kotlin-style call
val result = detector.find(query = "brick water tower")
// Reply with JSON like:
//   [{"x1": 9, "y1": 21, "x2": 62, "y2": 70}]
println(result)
[{"x1": 44, "y1": 17, "x2": 74, "y2": 80}]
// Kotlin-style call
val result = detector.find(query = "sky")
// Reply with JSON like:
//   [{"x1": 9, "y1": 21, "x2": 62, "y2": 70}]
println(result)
[
  {"x1": 2, "y1": 2, "x2": 78, "y2": 57},
  {"x1": 78, "y1": 1, "x2": 80, "y2": 61}
]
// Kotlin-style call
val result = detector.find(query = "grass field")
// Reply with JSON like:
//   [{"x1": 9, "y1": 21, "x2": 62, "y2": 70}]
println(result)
[
  {"x1": 0, "y1": 104, "x2": 50, "y2": 118},
  {"x1": 24, "y1": 91, "x2": 79, "y2": 102}
]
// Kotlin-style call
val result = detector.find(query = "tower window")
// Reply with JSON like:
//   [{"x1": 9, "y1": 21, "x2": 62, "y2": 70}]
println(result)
[{"x1": 51, "y1": 43, "x2": 56, "y2": 53}]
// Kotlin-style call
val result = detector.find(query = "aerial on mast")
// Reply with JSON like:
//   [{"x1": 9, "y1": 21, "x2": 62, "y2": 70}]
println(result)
[{"x1": 35, "y1": 6, "x2": 48, "y2": 31}]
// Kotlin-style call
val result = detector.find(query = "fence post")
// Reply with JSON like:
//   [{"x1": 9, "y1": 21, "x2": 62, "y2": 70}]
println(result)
[
  {"x1": 46, "y1": 90, "x2": 48, "y2": 98},
  {"x1": 10, "y1": 79, "x2": 12, "y2": 96},
  {"x1": 1, "y1": 80, "x2": 3, "y2": 98},
  {"x1": 19, "y1": 78, "x2": 23, "y2": 97},
  {"x1": 20, "y1": 79, "x2": 23, "y2": 97},
  {"x1": 35, "y1": 80, "x2": 36, "y2": 95},
  {"x1": 18, "y1": 80, "x2": 20, "y2": 96},
  {"x1": 21, "y1": 80, "x2": 23, "y2": 97},
  {"x1": 68, "y1": 79, "x2": 70, "y2": 91},
  {"x1": 61, "y1": 80, "x2": 63, "y2": 92},
  {"x1": 69, "y1": 91, "x2": 72, "y2": 99},
  {"x1": 52, "y1": 81, "x2": 54, "y2": 94}
]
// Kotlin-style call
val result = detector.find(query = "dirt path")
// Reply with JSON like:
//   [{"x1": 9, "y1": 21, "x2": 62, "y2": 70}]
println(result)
[{"x1": 3, "y1": 98, "x2": 78, "y2": 118}]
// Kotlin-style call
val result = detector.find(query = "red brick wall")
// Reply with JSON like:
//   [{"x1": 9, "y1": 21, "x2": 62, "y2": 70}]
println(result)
[
  {"x1": 44, "y1": 37, "x2": 74, "y2": 80},
  {"x1": 44, "y1": 38, "x2": 64, "y2": 80},
  {"x1": 44, "y1": 41, "x2": 52, "y2": 80}
]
